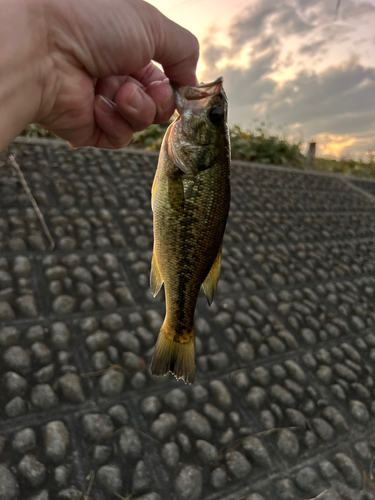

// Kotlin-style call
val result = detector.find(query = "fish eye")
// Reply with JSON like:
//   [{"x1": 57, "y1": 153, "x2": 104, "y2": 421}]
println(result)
[{"x1": 208, "y1": 107, "x2": 223, "y2": 125}]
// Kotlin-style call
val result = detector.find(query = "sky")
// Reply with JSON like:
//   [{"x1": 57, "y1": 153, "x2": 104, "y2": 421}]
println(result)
[{"x1": 148, "y1": 0, "x2": 375, "y2": 158}]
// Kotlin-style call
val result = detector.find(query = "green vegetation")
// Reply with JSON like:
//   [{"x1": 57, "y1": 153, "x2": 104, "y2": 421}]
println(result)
[{"x1": 20, "y1": 123, "x2": 375, "y2": 179}]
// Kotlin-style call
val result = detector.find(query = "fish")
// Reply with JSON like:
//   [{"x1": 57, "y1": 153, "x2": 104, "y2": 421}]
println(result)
[{"x1": 150, "y1": 77, "x2": 231, "y2": 384}]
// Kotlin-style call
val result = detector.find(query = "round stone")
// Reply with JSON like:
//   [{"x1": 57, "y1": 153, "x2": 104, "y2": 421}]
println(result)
[
  {"x1": 12, "y1": 256, "x2": 31, "y2": 277},
  {"x1": 277, "y1": 429, "x2": 299, "y2": 458},
  {"x1": 50, "y1": 323, "x2": 71, "y2": 350},
  {"x1": 0, "y1": 464, "x2": 19, "y2": 500},
  {"x1": 82, "y1": 414, "x2": 115, "y2": 442},
  {"x1": 175, "y1": 466, "x2": 203, "y2": 500},
  {"x1": 16, "y1": 295, "x2": 37, "y2": 317},
  {"x1": 161, "y1": 442, "x2": 180, "y2": 468},
  {"x1": 182, "y1": 410, "x2": 212, "y2": 440},
  {"x1": 196, "y1": 440, "x2": 219, "y2": 465},
  {"x1": 31, "y1": 384, "x2": 58, "y2": 410},
  {"x1": 225, "y1": 450, "x2": 251, "y2": 479},
  {"x1": 12, "y1": 428, "x2": 36, "y2": 454},
  {"x1": 209, "y1": 380, "x2": 232, "y2": 410},
  {"x1": 99, "y1": 369, "x2": 125, "y2": 396},
  {"x1": 211, "y1": 467, "x2": 227, "y2": 489},
  {"x1": 295, "y1": 466, "x2": 319, "y2": 493},
  {"x1": 97, "y1": 464, "x2": 123, "y2": 495},
  {"x1": 108, "y1": 405, "x2": 129, "y2": 426},
  {"x1": 151, "y1": 413, "x2": 178, "y2": 441},
  {"x1": 52, "y1": 295, "x2": 76, "y2": 314},
  {"x1": 18, "y1": 454, "x2": 46, "y2": 486},
  {"x1": 44, "y1": 421, "x2": 70, "y2": 463},
  {"x1": 3, "y1": 346, "x2": 31, "y2": 375},
  {"x1": 119, "y1": 427, "x2": 142, "y2": 458},
  {"x1": 164, "y1": 389, "x2": 188, "y2": 411},
  {"x1": 3, "y1": 371, "x2": 28, "y2": 397},
  {"x1": 242, "y1": 436, "x2": 272, "y2": 468}
]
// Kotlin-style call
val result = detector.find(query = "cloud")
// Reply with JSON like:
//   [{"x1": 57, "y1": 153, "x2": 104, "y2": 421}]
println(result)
[{"x1": 199, "y1": 0, "x2": 375, "y2": 156}]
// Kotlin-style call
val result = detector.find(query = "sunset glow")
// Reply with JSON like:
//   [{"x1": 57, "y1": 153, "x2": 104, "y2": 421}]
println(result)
[{"x1": 149, "y1": 0, "x2": 375, "y2": 158}]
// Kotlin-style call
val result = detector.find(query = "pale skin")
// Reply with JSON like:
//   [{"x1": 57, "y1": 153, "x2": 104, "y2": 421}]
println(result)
[{"x1": 0, "y1": 0, "x2": 199, "y2": 152}]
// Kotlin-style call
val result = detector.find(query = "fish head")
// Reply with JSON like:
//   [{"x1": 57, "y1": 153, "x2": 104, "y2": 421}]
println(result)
[{"x1": 167, "y1": 77, "x2": 229, "y2": 175}]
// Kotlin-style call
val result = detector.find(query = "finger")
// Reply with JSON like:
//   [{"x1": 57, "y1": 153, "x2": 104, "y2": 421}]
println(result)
[
  {"x1": 149, "y1": 8, "x2": 200, "y2": 86},
  {"x1": 131, "y1": 61, "x2": 167, "y2": 87},
  {"x1": 145, "y1": 80, "x2": 175, "y2": 124},
  {"x1": 114, "y1": 81, "x2": 156, "y2": 131},
  {"x1": 94, "y1": 95, "x2": 134, "y2": 149},
  {"x1": 95, "y1": 75, "x2": 145, "y2": 101}
]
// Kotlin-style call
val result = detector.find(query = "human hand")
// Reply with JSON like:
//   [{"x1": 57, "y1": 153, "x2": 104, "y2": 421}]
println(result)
[{"x1": 0, "y1": 0, "x2": 199, "y2": 150}]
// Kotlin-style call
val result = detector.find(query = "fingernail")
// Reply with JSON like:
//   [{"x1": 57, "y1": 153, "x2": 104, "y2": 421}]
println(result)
[
  {"x1": 97, "y1": 95, "x2": 116, "y2": 113},
  {"x1": 128, "y1": 84, "x2": 144, "y2": 109}
]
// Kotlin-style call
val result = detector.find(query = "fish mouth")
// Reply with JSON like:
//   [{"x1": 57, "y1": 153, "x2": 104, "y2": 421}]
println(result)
[{"x1": 172, "y1": 77, "x2": 225, "y2": 116}]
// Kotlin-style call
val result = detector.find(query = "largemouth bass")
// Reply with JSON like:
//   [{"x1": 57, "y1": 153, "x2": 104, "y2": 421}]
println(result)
[{"x1": 150, "y1": 77, "x2": 231, "y2": 384}]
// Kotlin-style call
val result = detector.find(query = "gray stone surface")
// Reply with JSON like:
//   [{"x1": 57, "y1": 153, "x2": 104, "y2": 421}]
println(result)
[{"x1": 2, "y1": 142, "x2": 375, "y2": 499}]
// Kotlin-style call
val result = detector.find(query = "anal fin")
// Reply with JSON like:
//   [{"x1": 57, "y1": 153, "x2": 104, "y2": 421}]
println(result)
[
  {"x1": 151, "y1": 252, "x2": 163, "y2": 297},
  {"x1": 202, "y1": 244, "x2": 222, "y2": 306}
]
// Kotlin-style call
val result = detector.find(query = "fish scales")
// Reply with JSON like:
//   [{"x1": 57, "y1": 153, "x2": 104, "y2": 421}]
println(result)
[{"x1": 150, "y1": 78, "x2": 230, "y2": 384}]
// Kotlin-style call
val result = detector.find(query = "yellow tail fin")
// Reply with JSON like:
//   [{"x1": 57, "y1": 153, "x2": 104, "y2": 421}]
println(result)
[{"x1": 151, "y1": 323, "x2": 195, "y2": 384}]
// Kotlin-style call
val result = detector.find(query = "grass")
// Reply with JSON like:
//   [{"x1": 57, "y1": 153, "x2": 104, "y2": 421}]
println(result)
[{"x1": 20, "y1": 123, "x2": 375, "y2": 179}]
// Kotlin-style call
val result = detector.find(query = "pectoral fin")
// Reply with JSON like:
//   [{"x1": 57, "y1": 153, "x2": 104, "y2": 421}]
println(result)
[
  {"x1": 202, "y1": 245, "x2": 222, "y2": 306},
  {"x1": 151, "y1": 252, "x2": 163, "y2": 297}
]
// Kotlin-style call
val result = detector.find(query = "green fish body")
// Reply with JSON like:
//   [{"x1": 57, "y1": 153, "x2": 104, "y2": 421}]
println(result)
[{"x1": 150, "y1": 78, "x2": 231, "y2": 383}]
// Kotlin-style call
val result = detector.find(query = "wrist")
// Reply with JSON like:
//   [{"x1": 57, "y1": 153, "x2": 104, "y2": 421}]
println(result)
[{"x1": 0, "y1": 0, "x2": 48, "y2": 151}]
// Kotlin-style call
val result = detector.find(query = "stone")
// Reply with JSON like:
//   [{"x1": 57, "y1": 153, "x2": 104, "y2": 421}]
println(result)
[
  {"x1": 50, "y1": 323, "x2": 71, "y2": 350},
  {"x1": 161, "y1": 442, "x2": 180, "y2": 468},
  {"x1": 277, "y1": 429, "x2": 299, "y2": 458},
  {"x1": 0, "y1": 464, "x2": 19, "y2": 500},
  {"x1": 18, "y1": 455, "x2": 46, "y2": 487},
  {"x1": 151, "y1": 413, "x2": 177, "y2": 441},
  {"x1": 3, "y1": 371, "x2": 28, "y2": 397},
  {"x1": 295, "y1": 466, "x2": 319, "y2": 493},
  {"x1": 3, "y1": 346, "x2": 31, "y2": 375},
  {"x1": 82, "y1": 414, "x2": 115, "y2": 442},
  {"x1": 141, "y1": 396, "x2": 161, "y2": 418},
  {"x1": 175, "y1": 466, "x2": 203, "y2": 500},
  {"x1": 44, "y1": 421, "x2": 70, "y2": 463},
  {"x1": 5, "y1": 397, "x2": 26, "y2": 417},
  {"x1": 163, "y1": 389, "x2": 188, "y2": 411},
  {"x1": 97, "y1": 464, "x2": 123, "y2": 495},
  {"x1": 119, "y1": 427, "x2": 142, "y2": 458},
  {"x1": 132, "y1": 460, "x2": 151, "y2": 494},
  {"x1": 59, "y1": 374, "x2": 85, "y2": 403},
  {"x1": 196, "y1": 440, "x2": 219, "y2": 465},
  {"x1": 0, "y1": 301, "x2": 15, "y2": 320},
  {"x1": 12, "y1": 428, "x2": 36, "y2": 454},
  {"x1": 12, "y1": 256, "x2": 31, "y2": 277},
  {"x1": 31, "y1": 384, "x2": 58, "y2": 411},
  {"x1": 52, "y1": 295, "x2": 76, "y2": 314},
  {"x1": 182, "y1": 410, "x2": 212, "y2": 440},
  {"x1": 108, "y1": 405, "x2": 129, "y2": 426},
  {"x1": 16, "y1": 295, "x2": 37, "y2": 317},
  {"x1": 0, "y1": 326, "x2": 20, "y2": 347},
  {"x1": 211, "y1": 467, "x2": 227, "y2": 489},
  {"x1": 54, "y1": 465, "x2": 70, "y2": 488},
  {"x1": 242, "y1": 436, "x2": 272, "y2": 468},
  {"x1": 335, "y1": 453, "x2": 362, "y2": 488},
  {"x1": 96, "y1": 291, "x2": 117, "y2": 309},
  {"x1": 99, "y1": 369, "x2": 125, "y2": 396},
  {"x1": 209, "y1": 380, "x2": 232, "y2": 410},
  {"x1": 225, "y1": 451, "x2": 251, "y2": 479},
  {"x1": 93, "y1": 445, "x2": 112, "y2": 464}
]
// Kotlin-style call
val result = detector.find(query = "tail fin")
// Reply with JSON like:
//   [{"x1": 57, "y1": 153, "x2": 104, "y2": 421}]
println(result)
[{"x1": 151, "y1": 323, "x2": 195, "y2": 384}]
